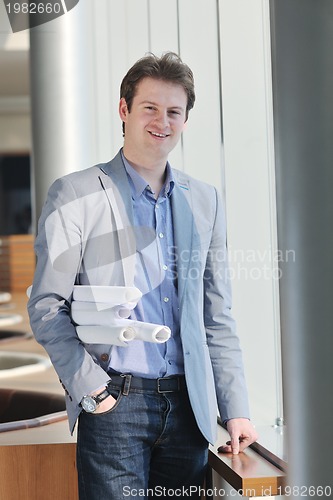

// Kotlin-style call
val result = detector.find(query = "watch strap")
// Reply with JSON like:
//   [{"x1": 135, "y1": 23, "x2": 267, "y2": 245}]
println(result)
[{"x1": 94, "y1": 387, "x2": 110, "y2": 405}]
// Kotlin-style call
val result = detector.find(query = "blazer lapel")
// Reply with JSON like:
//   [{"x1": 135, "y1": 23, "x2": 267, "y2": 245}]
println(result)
[
  {"x1": 98, "y1": 151, "x2": 134, "y2": 223},
  {"x1": 171, "y1": 172, "x2": 195, "y2": 308},
  {"x1": 97, "y1": 152, "x2": 136, "y2": 287}
]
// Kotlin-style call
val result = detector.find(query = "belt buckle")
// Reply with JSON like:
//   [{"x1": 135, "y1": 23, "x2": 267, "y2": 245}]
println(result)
[{"x1": 157, "y1": 376, "x2": 179, "y2": 393}]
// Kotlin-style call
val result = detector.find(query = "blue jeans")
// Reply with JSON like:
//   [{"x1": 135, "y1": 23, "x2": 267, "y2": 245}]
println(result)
[{"x1": 77, "y1": 381, "x2": 208, "y2": 499}]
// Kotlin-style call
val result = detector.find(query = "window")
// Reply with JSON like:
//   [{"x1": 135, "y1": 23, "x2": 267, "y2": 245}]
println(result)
[{"x1": 0, "y1": 154, "x2": 32, "y2": 235}]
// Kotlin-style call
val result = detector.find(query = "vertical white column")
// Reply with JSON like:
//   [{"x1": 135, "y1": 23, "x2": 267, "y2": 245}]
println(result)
[{"x1": 29, "y1": 0, "x2": 93, "y2": 222}]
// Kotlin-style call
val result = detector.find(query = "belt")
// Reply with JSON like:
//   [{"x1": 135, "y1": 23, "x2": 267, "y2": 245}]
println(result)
[{"x1": 107, "y1": 372, "x2": 186, "y2": 395}]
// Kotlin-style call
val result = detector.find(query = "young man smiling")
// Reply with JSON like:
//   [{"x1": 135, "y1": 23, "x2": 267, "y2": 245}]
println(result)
[{"x1": 28, "y1": 52, "x2": 257, "y2": 499}]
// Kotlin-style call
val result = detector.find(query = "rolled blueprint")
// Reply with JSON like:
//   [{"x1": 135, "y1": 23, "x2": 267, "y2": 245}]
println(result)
[
  {"x1": 71, "y1": 285, "x2": 170, "y2": 346},
  {"x1": 121, "y1": 320, "x2": 171, "y2": 344},
  {"x1": 76, "y1": 325, "x2": 136, "y2": 346},
  {"x1": 76, "y1": 320, "x2": 171, "y2": 345},
  {"x1": 73, "y1": 285, "x2": 142, "y2": 305},
  {"x1": 71, "y1": 301, "x2": 131, "y2": 325},
  {"x1": 72, "y1": 300, "x2": 137, "y2": 312}
]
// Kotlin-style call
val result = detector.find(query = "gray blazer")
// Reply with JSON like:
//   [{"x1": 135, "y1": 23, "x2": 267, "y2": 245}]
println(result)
[{"x1": 28, "y1": 151, "x2": 249, "y2": 444}]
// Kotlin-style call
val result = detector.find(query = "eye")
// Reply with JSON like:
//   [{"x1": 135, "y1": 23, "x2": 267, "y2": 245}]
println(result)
[{"x1": 168, "y1": 110, "x2": 181, "y2": 116}]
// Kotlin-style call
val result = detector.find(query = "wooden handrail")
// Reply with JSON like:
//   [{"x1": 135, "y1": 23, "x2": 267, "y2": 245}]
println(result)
[{"x1": 208, "y1": 425, "x2": 286, "y2": 497}]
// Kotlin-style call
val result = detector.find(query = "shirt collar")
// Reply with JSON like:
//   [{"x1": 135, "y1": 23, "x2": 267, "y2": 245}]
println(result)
[{"x1": 121, "y1": 149, "x2": 175, "y2": 200}]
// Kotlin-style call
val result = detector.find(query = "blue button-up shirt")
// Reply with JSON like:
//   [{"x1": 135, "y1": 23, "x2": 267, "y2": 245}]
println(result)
[{"x1": 108, "y1": 152, "x2": 184, "y2": 378}]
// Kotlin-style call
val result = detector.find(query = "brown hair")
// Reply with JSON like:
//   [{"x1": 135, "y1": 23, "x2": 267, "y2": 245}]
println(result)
[{"x1": 120, "y1": 52, "x2": 195, "y2": 133}]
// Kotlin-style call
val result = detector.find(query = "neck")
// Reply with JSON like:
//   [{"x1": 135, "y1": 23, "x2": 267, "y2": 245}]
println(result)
[{"x1": 123, "y1": 148, "x2": 167, "y2": 197}]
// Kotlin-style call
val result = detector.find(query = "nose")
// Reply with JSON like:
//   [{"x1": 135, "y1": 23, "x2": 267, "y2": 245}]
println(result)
[{"x1": 153, "y1": 110, "x2": 169, "y2": 130}]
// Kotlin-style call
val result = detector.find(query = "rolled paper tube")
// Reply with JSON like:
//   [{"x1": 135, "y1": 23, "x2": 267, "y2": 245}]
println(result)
[
  {"x1": 117, "y1": 320, "x2": 171, "y2": 344},
  {"x1": 71, "y1": 301, "x2": 131, "y2": 320},
  {"x1": 87, "y1": 301, "x2": 137, "y2": 313},
  {"x1": 105, "y1": 306, "x2": 131, "y2": 318},
  {"x1": 72, "y1": 307, "x2": 131, "y2": 326},
  {"x1": 73, "y1": 285, "x2": 142, "y2": 305},
  {"x1": 76, "y1": 325, "x2": 136, "y2": 346}
]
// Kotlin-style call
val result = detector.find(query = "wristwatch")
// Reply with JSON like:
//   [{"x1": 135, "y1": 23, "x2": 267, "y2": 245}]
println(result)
[{"x1": 81, "y1": 387, "x2": 111, "y2": 413}]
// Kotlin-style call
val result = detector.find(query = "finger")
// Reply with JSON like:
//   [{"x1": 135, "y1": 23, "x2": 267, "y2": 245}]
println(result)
[
  {"x1": 218, "y1": 438, "x2": 245, "y2": 454},
  {"x1": 238, "y1": 437, "x2": 250, "y2": 453},
  {"x1": 231, "y1": 435, "x2": 240, "y2": 454},
  {"x1": 217, "y1": 443, "x2": 232, "y2": 453}
]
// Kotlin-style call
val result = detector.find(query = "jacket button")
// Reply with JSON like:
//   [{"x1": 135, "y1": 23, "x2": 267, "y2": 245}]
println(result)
[{"x1": 101, "y1": 353, "x2": 109, "y2": 362}]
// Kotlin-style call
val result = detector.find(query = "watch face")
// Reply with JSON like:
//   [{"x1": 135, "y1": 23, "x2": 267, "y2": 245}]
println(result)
[{"x1": 82, "y1": 396, "x2": 97, "y2": 413}]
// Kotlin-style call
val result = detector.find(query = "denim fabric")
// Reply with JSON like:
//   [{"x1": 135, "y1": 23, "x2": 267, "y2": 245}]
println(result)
[{"x1": 77, "y1": 384, "x2": 208, "y2": 499}]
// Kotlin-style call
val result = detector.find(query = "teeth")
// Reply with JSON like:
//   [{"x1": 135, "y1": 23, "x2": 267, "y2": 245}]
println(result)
[{"x1": 150, "y1": 132, "x2": 167, "y2": 138}]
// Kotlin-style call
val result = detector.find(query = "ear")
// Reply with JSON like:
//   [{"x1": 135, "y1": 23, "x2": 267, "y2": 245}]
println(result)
[{"x1": 119, "y1": 98, "x2": 129, "y2": 121}]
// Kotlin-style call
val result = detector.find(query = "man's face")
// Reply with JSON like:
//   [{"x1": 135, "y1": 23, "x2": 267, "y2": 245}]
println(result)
[{"x1": 119, "y1": 77, "x2": 187, "y2": 164}]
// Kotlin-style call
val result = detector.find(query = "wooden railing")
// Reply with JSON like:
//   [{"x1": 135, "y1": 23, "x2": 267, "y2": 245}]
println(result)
[{"x1": 208, "y1": 425, "x2": 286, "y2": 497}]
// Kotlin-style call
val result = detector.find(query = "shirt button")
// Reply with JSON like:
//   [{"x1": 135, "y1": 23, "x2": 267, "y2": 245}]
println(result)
[
  {"x1": 162, "y1": 265, "x2": 168, "y2": 271},
  {"x1": 100, "y1": 353, "x2": 109, "y2": 362},
  {"x1": 159, "y1": 232, "x2": 164, "y2": 238},
  {"x1": 163, "y1": 297, "x2": 169, "y2": 303}
]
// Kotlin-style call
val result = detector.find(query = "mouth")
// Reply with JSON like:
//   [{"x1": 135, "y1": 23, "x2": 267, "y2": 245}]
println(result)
[{"x1": 148, "y1": 131, "x2": 170, "y2": 139}]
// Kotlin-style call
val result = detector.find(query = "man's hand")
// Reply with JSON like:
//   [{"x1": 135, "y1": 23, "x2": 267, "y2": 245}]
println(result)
[
  {"x1": 94, "y1": 394, "x2": 117, "y2": 414},
  {"x1": 218, "y1": 418, "x2": 258, "y2": 454},
  {"x1": 90, "y1": 387, "x2": 117, "y2": 414}
]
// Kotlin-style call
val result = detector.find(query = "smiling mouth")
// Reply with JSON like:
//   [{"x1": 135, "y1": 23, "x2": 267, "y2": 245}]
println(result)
[{"x1": 148, "y1": 131, "x2": 170, "y2": 138}]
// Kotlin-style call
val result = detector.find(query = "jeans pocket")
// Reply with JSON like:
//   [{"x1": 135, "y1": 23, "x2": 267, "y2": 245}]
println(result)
[{"x1": 91, "y1": 387, "x2": 123, "y2": 417}]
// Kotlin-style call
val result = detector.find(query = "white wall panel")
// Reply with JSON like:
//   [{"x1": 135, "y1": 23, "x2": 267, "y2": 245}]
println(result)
[
  {"x1": 178, "y1": 0, "x2": 223, "y2": 190},
  {"x1": 107, "y1": 1, "x2": 133, "y2": 157},
  {"x1": 218, "y1": 0, "x2": 282, "y2": 425},
  {"x1": 86, "y1": 0, "x2": 113, "y2": 163},
  {"x1": 148, "y1": 0, "x2": 179, "y2": 54},
  {"x1": 123, "y1": 0, "x2": 150, "y2": 64}
]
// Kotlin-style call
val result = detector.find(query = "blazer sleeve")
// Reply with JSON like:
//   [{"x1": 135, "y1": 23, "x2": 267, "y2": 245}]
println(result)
[{"x1": 27, "y1": 175, "x2": 110, "y2": 406}]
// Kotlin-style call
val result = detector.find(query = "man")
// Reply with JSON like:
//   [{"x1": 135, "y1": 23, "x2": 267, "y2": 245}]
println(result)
[{"x1": 28, "y1": 52, "x2": 257, "y2": 499}]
